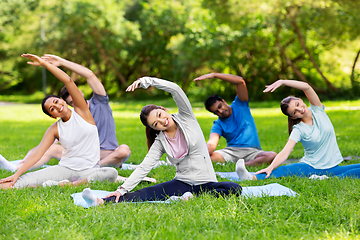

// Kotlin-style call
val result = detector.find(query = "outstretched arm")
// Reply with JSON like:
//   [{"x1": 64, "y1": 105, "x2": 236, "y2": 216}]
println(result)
[
  {"x1": 194, "y1": 73, "x2": 248, "y2": 101},
  {"x1": 255, "y1": 139, "x2": 296, "y2": 178},
  {"x1": 264, "y1": 80, "x2": 322, "y2": 107},
  {"x1": 207, "y1": 133, "x2": 220, "y2": 155},
  {"x1": 0, "y1": 123, "x2": 58, "y2": 187},
  {"x1": 22, "y1": 53, "x2": 94, "y2": 124},
  {"x1": 41, "y1": 54, "x2": 106, "y2": 96}
]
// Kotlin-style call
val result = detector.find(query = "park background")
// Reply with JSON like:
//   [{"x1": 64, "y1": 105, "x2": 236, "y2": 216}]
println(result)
[
  {"x1": 1, "y1": 0, "x2": 360, "y2": 239},
  {"x1": 0, "y1": 0, "x2": 359, "y2": 102}
]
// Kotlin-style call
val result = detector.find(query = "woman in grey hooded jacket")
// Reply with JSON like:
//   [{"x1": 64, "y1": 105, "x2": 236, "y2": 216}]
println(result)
[{"x1": 82, "y1": 77, "x2": 241, "y2": 205}]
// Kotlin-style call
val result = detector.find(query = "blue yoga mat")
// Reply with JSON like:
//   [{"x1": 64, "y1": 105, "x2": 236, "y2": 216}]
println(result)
[
  {"x1": 71, "y1": 183, "x2": 298, "y2": 208},
  {"x1": 216, "y1": 171, "x2": 256, "y2": 181}
]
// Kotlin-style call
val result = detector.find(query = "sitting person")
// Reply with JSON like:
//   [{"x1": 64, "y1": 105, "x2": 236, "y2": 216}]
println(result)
[
  {"x1": 0, "y1": 54, "x2": 118, "y2": 188},
  {"x1": 3, "y1": 54, "x2": 131, "y2": 172},
  {"x1": 194, "y1": 73, "x2": 276, "y2": 166},
  {"x1": 236, "y1": 79, "x2": 360, "y2": 181},
  {"x1": 81, "y1": 77, "x2": 242, "y2": 206}
]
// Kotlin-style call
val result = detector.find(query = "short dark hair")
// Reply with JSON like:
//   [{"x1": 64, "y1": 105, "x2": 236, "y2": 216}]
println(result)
[
  {"x1": 42, "y1": 95, "x2": 60, "y2": 117},
  {"x1": 60, "y1": 86, "x2": 69, "y2": 103},
  {"x1": 204, "y1": 94, "x2": 223, "y2": 112}
]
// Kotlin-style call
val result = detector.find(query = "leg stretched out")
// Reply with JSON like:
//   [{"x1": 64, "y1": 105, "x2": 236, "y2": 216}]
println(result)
[
  {"x1": 82, "y1": 179, "x2": 242, "y2": 206},
  {"x1": 239, "y1": 162, "x2": 360, "y2": 180}
]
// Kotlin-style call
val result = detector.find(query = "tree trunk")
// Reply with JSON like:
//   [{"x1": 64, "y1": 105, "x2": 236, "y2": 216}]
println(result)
[
  {"x1": 289, "y1": 13, "x2": 338, "y2": 92},
  {"x1": 95, "y1": 40, "x2": 127, "y2": 86},
  {"x1": 351, "y1": 49, "x2": 360, "y2": 88},
  {"x1": 275, "y1": 20, "x2": 308, "y2": 83}
]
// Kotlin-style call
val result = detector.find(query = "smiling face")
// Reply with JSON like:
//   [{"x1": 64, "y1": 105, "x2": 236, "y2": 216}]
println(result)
[
  {"x1": 146, "y1": 108, "x2": 175, "y2": 131},
  {"x1": 286, "y1": 98, "x2": 308, "y2": 119},
  {"x1": 209, "y1": 99, "x2": 232, "y2": 118},
  {"x1": 44, "y1": 97, "x2": 69, "y2": 118}
]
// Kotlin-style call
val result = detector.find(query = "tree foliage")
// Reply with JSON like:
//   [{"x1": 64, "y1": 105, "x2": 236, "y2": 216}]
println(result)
[{"x1": 0, "y1": 0, "x2": 359, "y2": 101}]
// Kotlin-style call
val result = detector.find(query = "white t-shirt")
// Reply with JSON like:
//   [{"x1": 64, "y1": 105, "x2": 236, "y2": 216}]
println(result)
[{"x1": 289, "y1": 104, "x2": 343, "y2": 169}]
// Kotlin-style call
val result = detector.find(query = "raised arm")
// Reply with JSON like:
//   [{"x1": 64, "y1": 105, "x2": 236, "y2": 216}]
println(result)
[
  {"x1": 194, "y1": 73, "x2": 248, "y2": 101},
  {"x1": 126, "y1": 77, "x2": 194, "y2": 118},
  {"x1": 264, "y1": 80, "x2": 322, "y2": 107},
  {"x1": 255, "y1": 139, "x2": 296, "y2": 178},
  {"x1": 41, "y1": 54, "x2": 106, "y2": 96},
  {"x1": 22, "y1": 54, "x2": 94, "y2": 124}
]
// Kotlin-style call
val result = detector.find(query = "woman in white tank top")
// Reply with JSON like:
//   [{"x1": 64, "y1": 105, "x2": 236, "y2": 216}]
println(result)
[{"x1": 0, "y1": 54, "x2": 117, "y2": 189}]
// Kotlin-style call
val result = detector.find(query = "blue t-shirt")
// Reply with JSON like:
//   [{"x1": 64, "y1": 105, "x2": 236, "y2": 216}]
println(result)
[
  {"x1": 89, "y1": 93, "x2": 119, "y2": 150},
  {"x1": 210, "y1": 96, "x2": 261, "y2": 149},
  {"x1": 289, "y1": 104, "x2": 343, "y2": 169}
]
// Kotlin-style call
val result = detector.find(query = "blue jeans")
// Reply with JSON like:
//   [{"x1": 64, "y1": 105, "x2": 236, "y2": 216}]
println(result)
[
  {"x1": 256, "y1": 162, "x2": 360, "y2": 180},
  {"x1": 103, "y1": 179, "x2": 242, "y2": 203}
]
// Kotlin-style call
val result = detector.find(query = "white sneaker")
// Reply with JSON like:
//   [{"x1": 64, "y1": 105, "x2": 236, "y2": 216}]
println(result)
[{"x1": 309, "y1": 174, "x2": 330, "y2": 180}]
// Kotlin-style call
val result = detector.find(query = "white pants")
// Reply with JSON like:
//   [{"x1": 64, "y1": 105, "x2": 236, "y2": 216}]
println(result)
[{"x1": 14, "y1": 165, "x2": 118, "y2": 188}]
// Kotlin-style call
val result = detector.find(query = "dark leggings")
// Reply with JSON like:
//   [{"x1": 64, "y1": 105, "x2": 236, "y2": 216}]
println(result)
[
  {"x1": 103, "y1": 180, "x2": 242, "y2": 203},
  {"x1": 256, "y1": 162, "x2": 360, "y2": 180}
]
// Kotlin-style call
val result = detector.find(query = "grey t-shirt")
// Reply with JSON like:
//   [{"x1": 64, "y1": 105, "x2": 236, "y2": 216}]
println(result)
[{"x1": 89, "y1": 93, "x2": 119, "y2": 150}]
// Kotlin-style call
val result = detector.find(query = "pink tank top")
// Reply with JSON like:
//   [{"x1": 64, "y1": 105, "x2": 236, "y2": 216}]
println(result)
[{"x1": 164, "y1": 127, "x2": 188, "y2": 159}]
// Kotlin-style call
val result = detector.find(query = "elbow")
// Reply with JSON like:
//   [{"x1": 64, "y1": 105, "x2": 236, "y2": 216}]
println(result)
[
  {"x1": 86, "y1": 71, "x2": 97, "y2": 80},
  {"x1": 303, "y1": 82, "x2": 312, "y2": 90},
  {"x1": 236, "y1": 77, "x2": 245, "y2": 85}
]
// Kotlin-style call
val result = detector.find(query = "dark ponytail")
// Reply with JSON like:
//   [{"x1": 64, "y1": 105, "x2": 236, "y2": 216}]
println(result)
[
  {"x1": 280, "y1": 96, "x2": 302, "y2": 135},
  {"x1": 140, "y1": 104, "x2": 166, "y2": 150}
]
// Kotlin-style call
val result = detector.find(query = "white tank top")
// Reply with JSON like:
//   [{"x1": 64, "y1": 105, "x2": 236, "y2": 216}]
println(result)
[{"x1": 57, "y1": 109, "x2": 100, "y2": 170}]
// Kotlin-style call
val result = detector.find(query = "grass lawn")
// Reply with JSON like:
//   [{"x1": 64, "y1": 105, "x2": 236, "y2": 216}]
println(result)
[{"x1": 0, "y1": 99, "x2": 360, "y2": 239}]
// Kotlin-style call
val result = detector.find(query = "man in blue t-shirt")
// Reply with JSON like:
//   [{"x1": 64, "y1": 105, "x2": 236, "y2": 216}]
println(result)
[
  {"x1": 23, "y1": 55, "x2": 131, "y2": 169},
  {"x1": 195, "y1": 73, "x2": 276, "y2": 166}
]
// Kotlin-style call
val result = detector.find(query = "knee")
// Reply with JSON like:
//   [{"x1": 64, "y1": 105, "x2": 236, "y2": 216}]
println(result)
[
  {"x1": 89, "y1": 168, "x2": 118, "y2": 183},
  {"x1": 114, "y1": 144, "x2": 131, "y2": 158},
  {"x1": 266, "y1": 152, "x2": 277, "y2": 163},
  {"x1": 44, "y1": 144, "x2": 63, "y2": 159},
  {"x1": 210, "y1": 153, "x2": 225, "y2": 163},
  {"x1": 105, "y1": 168, "x2": 119, "y2": 182}
]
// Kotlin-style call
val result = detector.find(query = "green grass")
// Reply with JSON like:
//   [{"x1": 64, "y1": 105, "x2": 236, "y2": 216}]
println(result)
[{"x1": 0, "y1": 99, "x2": 360, "y2": 239}]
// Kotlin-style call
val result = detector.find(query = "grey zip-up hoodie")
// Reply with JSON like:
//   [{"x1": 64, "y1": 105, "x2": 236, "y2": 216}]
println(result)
[{"x1": 118, "y1": 77, "x2": 217, "y2": 194}]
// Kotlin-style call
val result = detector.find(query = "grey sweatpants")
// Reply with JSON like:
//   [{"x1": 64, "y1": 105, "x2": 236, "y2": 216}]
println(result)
[{"x1": 14, "y1": 165, "x2": 118, "y2": 188}]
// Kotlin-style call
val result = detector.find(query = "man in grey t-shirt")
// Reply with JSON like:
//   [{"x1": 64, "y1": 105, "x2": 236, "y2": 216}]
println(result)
[{"x1": 24, "y1": 55, "x2": 131, "y2": 169}]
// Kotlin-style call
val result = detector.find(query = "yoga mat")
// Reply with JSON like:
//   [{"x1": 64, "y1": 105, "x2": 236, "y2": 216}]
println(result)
[
  {"x1": 241, "y1": 183, "x2": 298, "y2": 198},
  {"x1": 71, "y1": 190, "x2": 174, "y2": 208},
  {"x1": 216, "y1": 171, "x2": 255, "y2": 181},
  {"x1": 72, "y1": 183, "x2": 298, "y2": 208}
]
